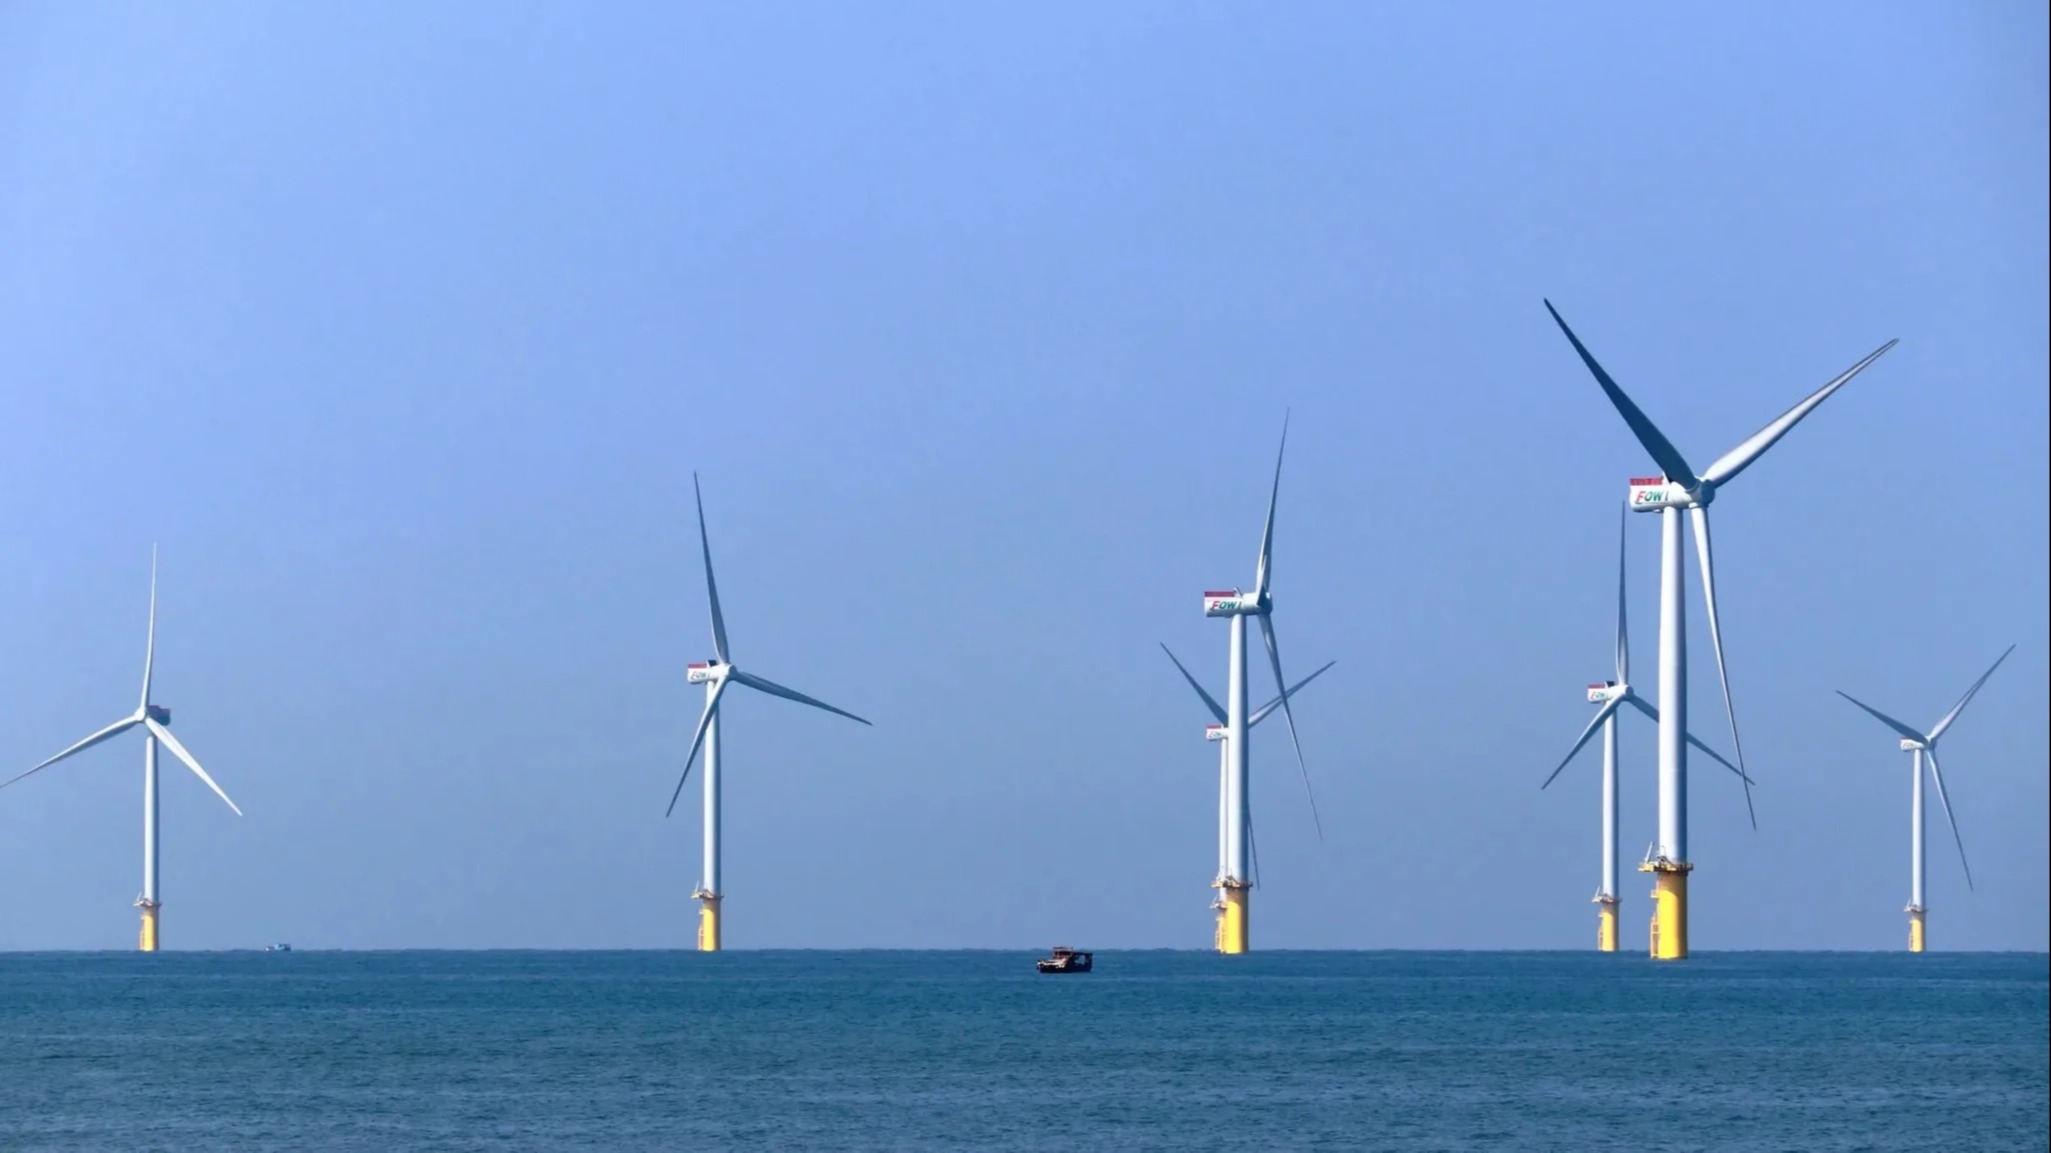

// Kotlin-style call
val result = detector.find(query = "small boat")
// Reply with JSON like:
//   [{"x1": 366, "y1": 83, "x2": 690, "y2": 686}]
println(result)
[
  {"x1": 1035, "y1": 945, "x2": 1093, "y2": 973},
  {"x1": 264, "y1": 943, "x2": 292, "y2": 953}
]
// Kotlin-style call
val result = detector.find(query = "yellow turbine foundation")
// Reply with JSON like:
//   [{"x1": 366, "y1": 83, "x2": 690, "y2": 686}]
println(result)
[
  {"x1": 1595, "y1": 896, "x2": 1619, "y2": 953},
  {"x1": 1907, "y1": 907, "x2": 1925, "y2": 954},
  {"x1": 696, "y1": 893, "x2": 722, "y2": 952},
  {"x1": 1216, "y1": 881, "x2": 1250, "y2": 954},
  {"x1": 1641, "y1": 860, "x2": 1691, "y2": 960},
  {"x1": 137, "y1": 900, "x2": 160, "y2": 953}
]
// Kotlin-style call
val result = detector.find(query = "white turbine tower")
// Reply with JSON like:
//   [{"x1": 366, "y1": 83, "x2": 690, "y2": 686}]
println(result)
[
  {"x1": 1541, "y1": 507, "x2": 1750, "y2": 952},
  {"x1": 1160, "y1": 644, "x2": 1334, "y2": 950},
  {"x1": 663, "y1": 475, "x2": 872, "y2": 952},
  {"x1": 1544, "y1": 299, "x2": 1897, "y2": 959},
  {"x1": 1197, "y1": 414, "x2": 1323, "y2": 954},
  {"x1": 1837, "y1": 644, "x2": 2015, "y2": 953},
  {"x1": 1, "y1": 548, "x2": 241, "y2": 951}
]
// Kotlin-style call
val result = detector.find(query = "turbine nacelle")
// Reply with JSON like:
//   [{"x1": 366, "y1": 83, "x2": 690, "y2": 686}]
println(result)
[
  {"x1": 1627, "y1": 475, "x2": 1712, "y2": 512},
  {"x1": 144, "y1": 704, "x2": 171, "y2": 726},
  {"x1": 685, "y1": 661, "x2": 728, "y2": 686},
  {"x1": 1202, "y1": 589, "x2": 1267, "y2": 617},
  {"x1": 1202, "y1": 589, "x2": 1247, "y2": 616},
  {"x1": 1205, "y1": 723, "x2": 1227, "y2": 742},
  {"x1": 1899, "y1": 737, "x2": 1926, "y2": 752},
  {"x1": 1586, "y1": 681, "x2": 1626, "y2": 705}
]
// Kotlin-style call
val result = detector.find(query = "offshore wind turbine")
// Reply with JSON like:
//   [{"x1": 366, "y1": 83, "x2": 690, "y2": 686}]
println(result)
[
  {"x1": 1545, "y1": 299, "x2": 1897, "y2": 959},
  {"x1": 1541, "y1": 507, "x2": 1750, "y2": 952},
  {"x1": 1161, "y1": 644, "x2": 1333, "y2": 951},
  {"x1": 1837, "y1": 644, "x2": 2015, "y2": 952},
  {"x1": 663, "y1": 475, "x2": 871, "y2": 952},
  {"x1": 1196, "y1": 414, "x2": 1323, "y2": 954},
  {"x1": 1, "y1": 549, "x2": 242, "y2": 951}
]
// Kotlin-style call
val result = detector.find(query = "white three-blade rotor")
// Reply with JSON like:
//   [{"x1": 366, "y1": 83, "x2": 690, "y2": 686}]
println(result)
[
  {"x1": 665, "y1": 475, "x2": 871, "y2": 818},
  {"x1": 0, "y1": 547, "x2": 242, "y2": 814},
  {"x1": 1228, "y1": 413, "x2": 1324, "y2": 840},
  {"x1": 1161, "y1": 643, "x2": 1334, "y2": 886},
  {"x1": 1541, "y1": 506, "x2": 1751, "y2": 797},
  {"x1": 1836, "y1": 644, "x2": 2015, "y2": 890},
  {"x1": 1545, "y1": 299, "x2": 1899, "y2": 827}
]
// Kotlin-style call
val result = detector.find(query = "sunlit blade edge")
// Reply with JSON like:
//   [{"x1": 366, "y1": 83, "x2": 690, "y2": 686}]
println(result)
[
  {"x1": 0, "y1": 716, "x2": 142, "y2": 792},
  {"x1": 665, "y1": 680, "x2": 727, "y2": 818},
  {"x1": 1259, "y1": 614, "x2": 1322, "y2": 843},
  {"x1": 144, "y1": 718, "x2": 242, "y2": 816},
  {"x1": 1690, "y1": 506, "x2": 1755, "y2": 828},
  {"x1": 731, "y1": 669, "x2": 872, "y2": 727},
  {"x1": 1927, "y1": 643, "x2": 2017, "y2": 741},
  {"x1": 1543, "y1": 699, "x2": 1622, "y2": 790},
  {"x1": 1923, "y1": 747, "x2": 1973, "y2": 892}
]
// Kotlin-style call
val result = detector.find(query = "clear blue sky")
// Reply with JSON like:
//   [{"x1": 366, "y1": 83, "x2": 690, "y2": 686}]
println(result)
[{"x1": 2, "y1": 2, "x2": 2044, "y2": 951}]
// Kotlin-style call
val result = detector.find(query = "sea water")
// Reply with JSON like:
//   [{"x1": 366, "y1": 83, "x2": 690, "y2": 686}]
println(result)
[{"x1": 2, "y1": 950, "x2": 2044, "y2": 1150}]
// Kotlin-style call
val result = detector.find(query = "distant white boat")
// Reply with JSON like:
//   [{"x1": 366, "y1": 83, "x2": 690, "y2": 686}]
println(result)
[{"x1": 264, "y1": 943, "x2": 292, "y2": 953}]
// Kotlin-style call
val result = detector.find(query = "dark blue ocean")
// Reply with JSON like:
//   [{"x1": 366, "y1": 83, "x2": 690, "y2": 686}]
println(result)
[{"x1": 2, "y1": 950, "x2": 2044, "y2": 1150}]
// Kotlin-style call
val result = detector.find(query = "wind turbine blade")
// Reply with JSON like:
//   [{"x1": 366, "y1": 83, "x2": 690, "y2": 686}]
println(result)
[
  {"x1": 1689, "y1": 505, "x2": 1755, "y2": 829},
  {"x1": 665, "y1": 678, "x2": 728, "y2": 818},
  {"x1": 0, "y1": 715, "x2": 143, "y2": 792},
  {"x1": 1680, "y1": 724, "x2": 1751, "y2": 788},
  {"x1": 1624, "y1": 685, "x2": 1755, "y2": 783},
  {"x1": 1615, "y1": 503, "x2": 1630, "y2": 684},
  {"x1": 141, "y1": 544, "x2": 159, "y2": 709},
  {"x1": 1700, "y1": 339, "x2": 1899, "y2": 487},
  {"x1": 730, "y1": 669, "x2": 872, "y2": 727},
  {"x1": 1542, "y1": 300, "x2": 1698, "y2": 488},
  {"x1": 1623, "y1": 696, "x2": 1757, "y2": 788},
  {"x1": 1257, "y1": 614, "x2": 1322, "y2": 842},
  {"x1": 1253, "y1": 412, "x2": 1288, "y2": 600},
  {"x1": 1833, "y1": 690, "x2": 1924, "y2": 743},
  {"x1": 1541, "y1": 698, "x2": 1623, "y2": 790},
  {"x1": 143, "y1": 717, "x2": 242, "y2": 816},
  {"x1": 1928, "y1": 644, "x2": 2017, "y2": 741},
  {"x1": 1160, "y1": 643, "x2": 1227, "y2": 724},
  {"x1": 1684, "y1": 734, "x2": 1754, "y2": 800},
  {"x1": 693, "y1": 473, "x2": 730, "y2": 663},
  {"x1": 1923, "y1": 747, "x2": 1973, "y2": 892},
  {"x1": 1251, "y1": 659, "x2": 1336, "y2": 727}
]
